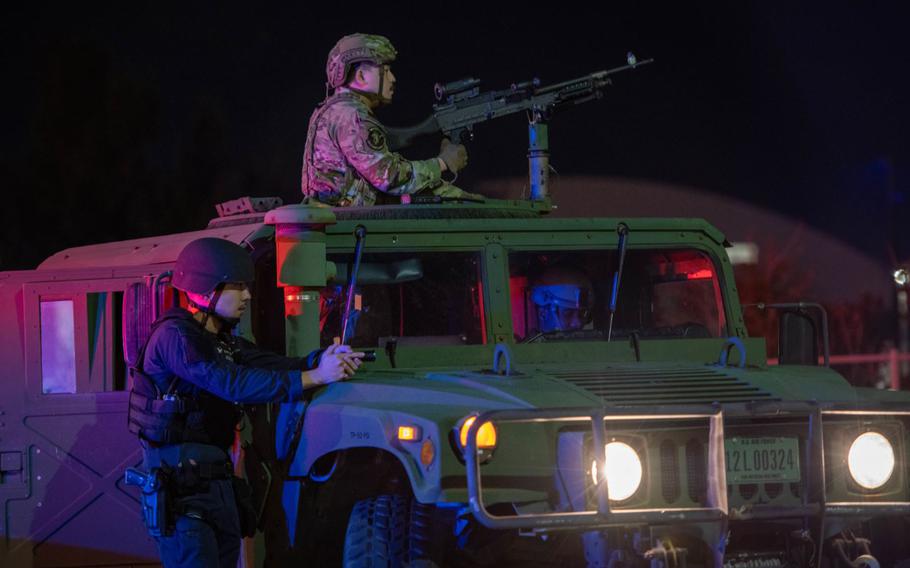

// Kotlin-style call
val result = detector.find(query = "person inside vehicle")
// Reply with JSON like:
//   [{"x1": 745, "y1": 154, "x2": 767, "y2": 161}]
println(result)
[{"x1": 529, "y1": 264, "x2": 596, "y2": 336}]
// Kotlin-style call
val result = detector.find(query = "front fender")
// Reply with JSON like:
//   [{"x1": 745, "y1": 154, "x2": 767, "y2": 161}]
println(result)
[{"x1": 289, "y1": 403, "x2": 445, "y2": 503}]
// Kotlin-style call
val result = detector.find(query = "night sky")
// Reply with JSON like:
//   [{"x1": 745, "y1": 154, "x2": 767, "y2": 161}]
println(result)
[{"x1": 2, "y1": 4, "x2": 908, "y2": 270}]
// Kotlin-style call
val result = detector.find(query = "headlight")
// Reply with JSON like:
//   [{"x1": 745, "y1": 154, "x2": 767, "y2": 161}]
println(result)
[
  {"x1": 591, "y1": 441, "x2": 643, "y2": 501},
  {"x1": 847, "y1": 432, "x2": 895, "y2": 490}
]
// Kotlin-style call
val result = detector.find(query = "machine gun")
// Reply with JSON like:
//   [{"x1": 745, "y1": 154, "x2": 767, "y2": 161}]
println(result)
[{"x1": 386, "y1": 53, "x2": 653, "y2": 200}]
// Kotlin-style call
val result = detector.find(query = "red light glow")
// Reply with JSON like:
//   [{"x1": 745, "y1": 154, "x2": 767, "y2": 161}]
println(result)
[{"x1": 686, "y1": 269, "x2": 714, "y2": 280}]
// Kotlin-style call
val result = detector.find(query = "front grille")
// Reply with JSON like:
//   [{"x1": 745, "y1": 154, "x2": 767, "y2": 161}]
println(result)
[
  {"x1": 552, "y1": 366, "x2": 779, "y2": 406},
  {"x1": 680, "y1": 432, "x2": 804, "y2": 508},
  {"x1": 660, "y1": 440, "x2": 680, "y2": 504},
  {"x1": 686, "y1": 438, "x2": 707, "y2": 503},
  {"x1": 611, "y1": 432, "x2": 805, "y2": 510},
  {"x1": 739, "y1": 483, "x2": 757, "y2": 500}
]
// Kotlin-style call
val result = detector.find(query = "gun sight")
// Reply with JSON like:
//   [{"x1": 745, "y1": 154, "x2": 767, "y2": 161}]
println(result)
[
  {"x1": 511, "y1": 78, "x2": 541, "y2": 92},
  {"x1": 434, "y1": 78, "x2": 481, "y2": 102}
]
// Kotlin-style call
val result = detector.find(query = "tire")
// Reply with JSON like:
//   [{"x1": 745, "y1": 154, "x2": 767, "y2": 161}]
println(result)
[
  {"x1": 343, "y1": 495, "x2": 447, "y2": 568},
  {"x1": 343, "y1": 495, "x2": 411, "y2": 568},
  {"x1": 342, "y1": 494, "x2": 583, "y2": 567}
]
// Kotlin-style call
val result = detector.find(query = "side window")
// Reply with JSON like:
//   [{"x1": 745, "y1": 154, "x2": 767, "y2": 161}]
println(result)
[
  {"x1": 36, "y1": 290, "x2": 127, "y2": 395},
  {"x1": 40, "y1": 300, "x2": 77, "y2": 394},
  {"x1": 320, "y1": 252, "x2": 486, "y2": 348}
]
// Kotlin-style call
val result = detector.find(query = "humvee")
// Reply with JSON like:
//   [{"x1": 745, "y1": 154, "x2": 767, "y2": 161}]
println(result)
[{"x1": 1, "y1": 194, "x2": 909, "y2": 567}]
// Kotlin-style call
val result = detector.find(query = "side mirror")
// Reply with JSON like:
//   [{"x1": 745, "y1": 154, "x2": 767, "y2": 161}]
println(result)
[
  {"x1": 778, "y1": 309, "x2": 819, "y2": 365},
  {"x1": 744, "y1": 302, "x2": 830, "y2": 367}
]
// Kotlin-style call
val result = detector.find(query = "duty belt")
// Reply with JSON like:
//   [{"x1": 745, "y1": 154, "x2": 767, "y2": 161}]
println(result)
[{"x1": 171, "y1": 460, "x2": 234, "y2": 489}]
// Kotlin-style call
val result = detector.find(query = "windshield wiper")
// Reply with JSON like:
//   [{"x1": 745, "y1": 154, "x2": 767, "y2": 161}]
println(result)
[{"x1": 607, "y1": 223, "x2": 629, "y2": 342}]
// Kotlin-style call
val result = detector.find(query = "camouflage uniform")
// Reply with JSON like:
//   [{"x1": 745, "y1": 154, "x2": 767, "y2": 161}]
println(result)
[{"x1": 301, "y1": 91, "x2": 443, "y2": 206}]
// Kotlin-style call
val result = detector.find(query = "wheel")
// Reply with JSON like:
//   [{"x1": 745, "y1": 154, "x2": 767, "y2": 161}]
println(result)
[
  {"x1": 343, "y1": 494, "x2": 451, "y2": 568},
  {"x1": 343, "y1": 495, "x2": 410, "y2": 568},
  {"x1": 345, "y1": 494, "x2": 583, "y2": 567}
]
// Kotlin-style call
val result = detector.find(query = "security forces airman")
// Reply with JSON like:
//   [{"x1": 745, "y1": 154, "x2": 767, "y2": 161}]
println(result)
[{"x1": 128, "y1": 237, "x2": 362, "y2": 567}]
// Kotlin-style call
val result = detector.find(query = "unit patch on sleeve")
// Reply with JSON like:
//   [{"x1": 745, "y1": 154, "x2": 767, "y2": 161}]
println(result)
[{"x1": 366, "y1": 127, "x2": 386, "y2": 150}]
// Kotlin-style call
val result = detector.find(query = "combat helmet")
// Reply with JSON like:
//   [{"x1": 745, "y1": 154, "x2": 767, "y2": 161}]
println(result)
[
  {"x1": 172, "y1": 238, "x2": 254, "y2": 296},
  {"x1": 326, "y1": 33, "x2": 397, "y2": 90}
]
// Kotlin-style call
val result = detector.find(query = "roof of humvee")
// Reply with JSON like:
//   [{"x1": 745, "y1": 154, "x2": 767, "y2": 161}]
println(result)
[
  {"x1": 37, "y1": 200, "x2": 727, "y2": 271},
  {"x1": 38, "y1": 223, "x2": 268, "y2": 271}
]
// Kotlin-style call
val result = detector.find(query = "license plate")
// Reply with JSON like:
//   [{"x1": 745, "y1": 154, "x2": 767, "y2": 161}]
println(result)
[{"x1": 724, "y1": 437, "x2": 800, "y2": 484}]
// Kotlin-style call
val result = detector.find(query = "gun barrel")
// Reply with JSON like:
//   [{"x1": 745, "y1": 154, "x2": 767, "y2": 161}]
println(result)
[
  {"x1": 537, "y1": 58, "x2": 654, "y2": 97},
  {"x1": 602, "y1": 57, "x2": 654, "y2": 77}
]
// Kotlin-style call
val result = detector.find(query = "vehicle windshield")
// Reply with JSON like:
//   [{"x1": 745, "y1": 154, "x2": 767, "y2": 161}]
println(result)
[
  {"x1": 320, "y1": 251, "x2": 485, "y2": 348},
  {"x1": 509, "y1": 249, "x2": 727, "y2": 342}
]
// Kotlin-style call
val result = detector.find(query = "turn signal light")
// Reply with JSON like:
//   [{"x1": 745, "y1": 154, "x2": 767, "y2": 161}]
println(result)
[
  {"x1": 420, "y1": 438, "x2": 436, "y2": 466},
  {"x1": 459, "y1": 416, "x2": 497, "y2": 449}
]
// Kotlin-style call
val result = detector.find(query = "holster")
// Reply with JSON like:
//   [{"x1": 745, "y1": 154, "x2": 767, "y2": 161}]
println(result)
[
  {"x1": 231, "y1": 476, "x2": 258, "y2": 538},
  {"x1": 126, "y1": 466, "x2": 175, "y2": 538}
]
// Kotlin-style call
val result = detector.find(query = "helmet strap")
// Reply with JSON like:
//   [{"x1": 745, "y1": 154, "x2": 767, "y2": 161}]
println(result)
[
  {"x1": 376, "y1": 63, "x2": 392, "y2": 104},
  {"x1": 377, "y1": 64, "x2": 388, "y2": 104},
  {"x1": 188, "y1": 284, "x2": 240, "y2": 332}
]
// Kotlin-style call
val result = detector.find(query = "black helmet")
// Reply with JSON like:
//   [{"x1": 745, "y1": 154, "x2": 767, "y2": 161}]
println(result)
[{"x1": 172, "y1": 238, "x2": 254, "y2": 295}]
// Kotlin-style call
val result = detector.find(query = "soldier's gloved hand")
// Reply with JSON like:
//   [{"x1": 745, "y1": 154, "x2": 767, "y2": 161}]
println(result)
[
  {"x1": 432, "y1": 184, "x2": 486, "y2": 202},
  {"x1": 308, "y1": 344, "x2": 365, "y2": 386},
  {"x1": 438, "y1": 138, "x2": 468, "y2": 173}
]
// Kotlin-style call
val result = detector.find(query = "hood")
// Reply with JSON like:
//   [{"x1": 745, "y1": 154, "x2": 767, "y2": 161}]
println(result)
[{"x1": 317, "y1": 360, "x2": 867, "y2": 414}]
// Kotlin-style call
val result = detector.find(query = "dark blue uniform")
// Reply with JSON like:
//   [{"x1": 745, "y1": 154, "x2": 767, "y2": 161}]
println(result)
[{"x1": 139, "y1": 308, "x2": 319, "y2": 568}]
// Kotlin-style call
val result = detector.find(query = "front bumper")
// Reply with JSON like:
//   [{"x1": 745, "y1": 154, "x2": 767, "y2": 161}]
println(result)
[{"x1": 463, "y1": 401, "x2": 910, "y2": 532}]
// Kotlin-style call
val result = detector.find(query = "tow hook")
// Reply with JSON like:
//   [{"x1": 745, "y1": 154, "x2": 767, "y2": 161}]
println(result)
[
  {"x1": 644, "y1": 539, "x2": 688, "y2": 568},
  {"x1": 830, "y1": 533, "x2": 879, "y2": 568}
]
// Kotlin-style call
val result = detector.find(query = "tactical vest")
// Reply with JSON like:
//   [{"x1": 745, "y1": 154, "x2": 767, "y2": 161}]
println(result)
[
  {"x1": 127, "y1": 312, "x2": 243, "y2": 449},
  {"x1": 300, "y1": 92, "x2": 353, "y2": 200}
]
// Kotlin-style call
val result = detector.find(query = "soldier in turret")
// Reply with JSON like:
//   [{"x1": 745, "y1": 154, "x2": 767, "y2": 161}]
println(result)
[
  {"x1": 128, "y1": 237, "x2": 363, "y2": 567},
  {"x1": 301, "y1": 33, "x2": 481, "y2": 206}
]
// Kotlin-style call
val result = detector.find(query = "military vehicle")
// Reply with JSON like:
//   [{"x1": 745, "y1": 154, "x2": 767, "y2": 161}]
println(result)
[{"x1": 2, "y1": 190, "x2": 910, "y2": 568}]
